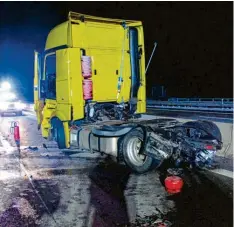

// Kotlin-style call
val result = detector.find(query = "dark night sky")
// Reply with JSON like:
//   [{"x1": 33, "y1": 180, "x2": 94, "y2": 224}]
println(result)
[{"x1": 0, "y1": 2, "x2": 233, "y2": 101}]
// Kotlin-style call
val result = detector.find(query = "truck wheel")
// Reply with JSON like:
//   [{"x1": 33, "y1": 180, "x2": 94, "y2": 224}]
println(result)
[
  {"x1": 52, "y1": 119, "x2": 66, "y2": 149},
  {"x1": 182, "y1": 120, "x2": 222, "y2": 142},
  {"x1": 119, "y1": 128, "x2": 161, "y2": 174},
  {"x1": 200, "y1": 120, "x2": 222, "y2": 142}
]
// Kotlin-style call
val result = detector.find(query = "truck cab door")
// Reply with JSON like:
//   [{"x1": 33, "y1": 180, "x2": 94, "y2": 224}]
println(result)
[
  {"x1": 55, "y1": 48, "x2": 72, "y2": 121},
  {"x1": 55, "y1": 48, "x2": 84, "y2": 122},
  {"x1": 34, "y1": 51, "x2": 44, "y2": 129}
]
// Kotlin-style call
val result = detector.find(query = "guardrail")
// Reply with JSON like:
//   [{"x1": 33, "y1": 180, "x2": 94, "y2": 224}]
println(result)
[
  {"x1": 147, "y1": 99, "x2": 233, "y2": 112},
  {"x1": 24, "y1": 100, "x2": 234, "y2": 113},
  {"x1": 168, "y1": 98, "x2": 233, "y2": 102}
]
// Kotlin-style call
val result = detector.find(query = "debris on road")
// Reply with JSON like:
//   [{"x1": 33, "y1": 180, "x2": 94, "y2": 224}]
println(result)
[
  {"x1": 154, "y1": 220, "x2": 172, "y2": 227},
  {"x1": 43, "y1": 143, "x2": 48, "y2": 150},
  {"x1": 24, "y1": 146, "x2": 38, "y2": 151},
  {"x1": 131, "y1": 214, "x2": 173, "y2": 227},
  {"x1": 167, "y1": 168, "x2": 183, "y2": 176}
]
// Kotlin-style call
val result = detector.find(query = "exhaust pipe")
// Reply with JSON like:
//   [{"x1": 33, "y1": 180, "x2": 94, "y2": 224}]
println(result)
[{"x1": 129, "y1": 28, "x2": 140, "y2": 114}]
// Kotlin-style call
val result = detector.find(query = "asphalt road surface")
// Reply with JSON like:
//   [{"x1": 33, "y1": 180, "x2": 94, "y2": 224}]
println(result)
[{"x1": 0, "y1": 112, "x2": 232, "y2": 227}]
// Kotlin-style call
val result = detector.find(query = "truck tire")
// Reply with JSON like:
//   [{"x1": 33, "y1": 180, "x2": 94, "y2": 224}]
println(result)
[
  {"x1": 182, "y1": 120, "x2": 222, "y2": 142},
  {"x1": 119, "y1": 128, "x2": 161, "y2": 174},
  {"x1": 200, "y1": 120, "x2": 222, "y2": 142},
  {"x1": 52, "y1": 119, "x2": 66, "y2": 149}
]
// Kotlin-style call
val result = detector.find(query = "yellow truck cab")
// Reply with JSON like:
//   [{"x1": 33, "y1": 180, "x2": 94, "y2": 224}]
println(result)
[
  {"x1": 34, "y1": 12, "x2": 222, "y2": 174},
  {"x1": 34, "y1": 12, "x2": 146, "y2": 148}
]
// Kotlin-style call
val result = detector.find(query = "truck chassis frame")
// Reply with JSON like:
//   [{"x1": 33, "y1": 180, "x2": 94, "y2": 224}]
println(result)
[{"x1": 65, "y1": 117, "x2": 222, "y2": 173}]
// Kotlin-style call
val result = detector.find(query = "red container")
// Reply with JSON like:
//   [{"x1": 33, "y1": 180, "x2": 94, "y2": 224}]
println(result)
[
  {"x1": 83, "y1": 79, "x2": 93, "y2": 100},
  {"x1": 81, "y1": 56, "x2": 92, "y2": 78},
  {"x1": 14, "y1": 125, "x2": 20, "y2": 141},
  {"x1": 165, "y1": 176, "x2": 183, "y2": 194}
]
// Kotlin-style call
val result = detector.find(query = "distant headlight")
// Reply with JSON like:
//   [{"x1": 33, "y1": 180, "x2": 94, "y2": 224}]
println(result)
[
  {"x1": 21, "y1": 103, "x2": 26, "y2": 109},
  {"x1": 15, "y1": 102, "x2": 25, "y2": 110},
  {"x1": 0, "y1": 102, "x2": 8, "y2": 110}
]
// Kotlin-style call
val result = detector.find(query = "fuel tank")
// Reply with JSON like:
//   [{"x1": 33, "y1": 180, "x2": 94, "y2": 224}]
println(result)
[{"x1": 70, "y1": 127, "x2": 119, "y2": 157}]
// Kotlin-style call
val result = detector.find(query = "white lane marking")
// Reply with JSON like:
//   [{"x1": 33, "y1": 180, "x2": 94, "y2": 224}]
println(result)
[
  {"x1": 208, "y1": 168, "x2": 233, "y2": 179},
  {"x1": 0, "y1": 132, "x2": 57, "y2": 224}
]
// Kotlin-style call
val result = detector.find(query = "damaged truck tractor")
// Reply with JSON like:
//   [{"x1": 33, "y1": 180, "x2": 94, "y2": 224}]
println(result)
[{"x1": 34, "y1": 12, "x2": 222, "y2": 173}]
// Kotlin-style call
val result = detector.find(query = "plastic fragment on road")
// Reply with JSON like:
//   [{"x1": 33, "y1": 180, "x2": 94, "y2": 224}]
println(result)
[
  {"x1": 43, "y1": 143, "x2": 48, "y2": 150},
  {"x1": 167, "y1": 168, "x2": 183, "y2": 176},
  {"x1": 153, "y1": 219, "x2": 172, "y2": 227},
  {"x1": 134, "y1": 214, "x2": 173, "y2": 227},
  {"x1": 25, "y1": 146, "x2": 38, "y2": 151},
  {"x1": 39, "y1": 154, "x2": 48, "y2": 158}
]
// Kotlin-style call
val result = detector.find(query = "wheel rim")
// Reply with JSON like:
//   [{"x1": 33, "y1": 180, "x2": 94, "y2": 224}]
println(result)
[{"x1": 126, "y1": 136, "x2": 146, "y2": 166}]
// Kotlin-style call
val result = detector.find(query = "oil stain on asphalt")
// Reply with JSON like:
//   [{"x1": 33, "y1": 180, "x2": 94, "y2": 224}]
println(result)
[{"x1": 0, "y1": 179, "x2": 60, "y2": 227}]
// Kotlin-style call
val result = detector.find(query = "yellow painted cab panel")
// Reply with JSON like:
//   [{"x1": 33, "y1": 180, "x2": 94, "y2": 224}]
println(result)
[
  {"x1": 41, "y1": 99, "x2": 56, "y2": 138},
  {"x1": 84, "y1": 23, "x2": 123, "y2": 49},
  {"x1": 71, "y1": 21, "x2": 133, "y2": 103},
  {"x1": 88, "y1": 49, "x2": 120, "y2": 102},
  {"x1": 56, "y1": 49, "x2": 71, "y2": 104},
  {"x1": 56, "y1": 48, "x2": 84, "y2": 121},
  {"x1": 56, "y1": 49, "x2": 72, "y2": 123},
  {"x1": 33, "y1": 51, "x2": 42, "y2": 127},
  {"x1": 117, "y1": 51, "x2": 131, "y2": 103},
  {"x1": 68, "y1": 48, "x2": 84, "y2": 120},
  {"x1": 45, "y1": 22, "x2": 71, "y2": 51}
]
